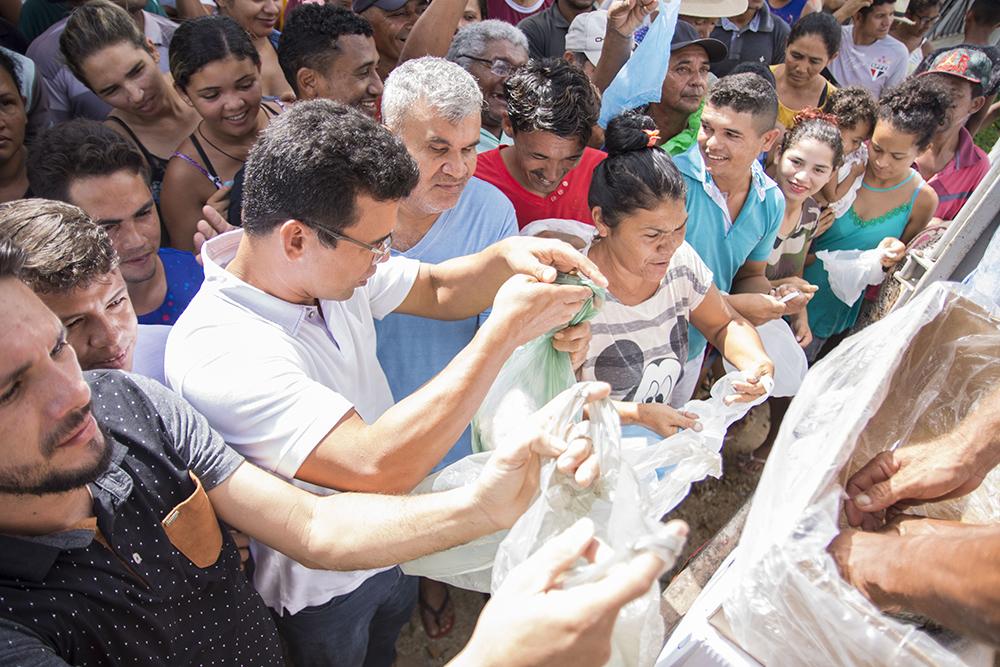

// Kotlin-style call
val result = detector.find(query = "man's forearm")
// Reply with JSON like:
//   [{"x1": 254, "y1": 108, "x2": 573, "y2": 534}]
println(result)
[
  {"x1": 594, "y1": 26, "x2": 634, "y2": 92},
  {"x1": 732, "y1": 273, "x2": 773, "y2": 294},
  {"x1": 849, "y1": 528, "x2": 1000, "y2": 645},
  {"x1": 305, "y1": 485, "x2": 494, "y2": 570},
  {"x1": 408, "y1": 240, "x2": 516, "y2": 320},
  {"x1": 302, "y1": 318, "x2": 518, "y2": 494},
  {"x1": 397, "y1": 0, "x2": 466, "y2": 63}
]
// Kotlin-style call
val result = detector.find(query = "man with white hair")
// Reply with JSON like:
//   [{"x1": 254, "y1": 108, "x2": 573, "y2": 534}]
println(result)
[
  {"x1": 377, "y1": 57, "x2": 543, "y2": 638},
  {"x1": 447, "y1": 20, "x2": 530, "y2": 152}
]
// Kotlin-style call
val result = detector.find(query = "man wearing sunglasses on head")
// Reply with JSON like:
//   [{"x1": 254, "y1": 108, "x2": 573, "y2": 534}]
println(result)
[{"x1": 164, "y1": 100, "x2": 606, "y2": 667}]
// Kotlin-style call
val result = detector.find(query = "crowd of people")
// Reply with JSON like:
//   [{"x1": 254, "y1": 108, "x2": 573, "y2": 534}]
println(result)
[{"x1": 0, "y1": 0, "x2": 998, "y2": 662}]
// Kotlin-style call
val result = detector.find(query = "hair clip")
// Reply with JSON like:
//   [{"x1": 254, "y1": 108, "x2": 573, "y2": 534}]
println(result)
[{"x1": 643, "y1": 128, "x2": 661, "y2": 147}]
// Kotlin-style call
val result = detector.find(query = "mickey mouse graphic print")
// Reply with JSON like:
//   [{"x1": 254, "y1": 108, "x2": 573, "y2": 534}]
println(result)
[{"x1": 580, "y1": 242, "x2": 713, "y2": 402}]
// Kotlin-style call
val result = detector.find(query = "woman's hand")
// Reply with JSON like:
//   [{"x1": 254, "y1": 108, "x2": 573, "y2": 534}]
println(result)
[
  {"x1": 877, "y1": 237, "x2": 906, "y2": 268},
  {"x1": 630, "y1": 402, "x2": 701, "y2": 438},
  {"x1": 770, "y1": 278, "x2": 817, "y2": 314},
  {"x1": 727, "y1": 364, "x2": 774, "y2": 405},
  {"x1": 791, "y1": 312, "x2": 812, "y2": 349}
]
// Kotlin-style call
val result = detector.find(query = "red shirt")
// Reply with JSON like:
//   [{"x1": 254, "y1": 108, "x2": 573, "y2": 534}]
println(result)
[
  {"x1": 925, "y1": 127, "x2": 990, "y2": 222},
  {"x1": 475, "y1": 145, "x2": 607, "y2": 229}
]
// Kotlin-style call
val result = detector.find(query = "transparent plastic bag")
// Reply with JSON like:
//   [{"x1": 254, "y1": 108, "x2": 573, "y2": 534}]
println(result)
[
  {"x1": 722, "y1": 281, "x2": 1000, "y2": 666},
  {"x1": 816, "y1": 248, "x2": 887, "y2": 305},
  {"x1": 471, "y1": 272, "x2": 606, "y2": 453},
  {"x1": 403, "y1": 373, "x2": 770, "y2": 596}
]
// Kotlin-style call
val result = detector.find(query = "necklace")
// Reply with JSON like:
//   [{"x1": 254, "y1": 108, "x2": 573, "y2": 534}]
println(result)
[
  {"x1": 196, "y1": 122, "x2": 249, "y2": 163},
  {"x1": 861, "y1": 170, "x2": 915, "y2": 192}
]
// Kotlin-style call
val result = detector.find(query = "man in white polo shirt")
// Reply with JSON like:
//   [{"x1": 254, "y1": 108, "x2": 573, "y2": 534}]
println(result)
[{"x1": 165, "y1": 100, "x2": 604, "y2": 667}]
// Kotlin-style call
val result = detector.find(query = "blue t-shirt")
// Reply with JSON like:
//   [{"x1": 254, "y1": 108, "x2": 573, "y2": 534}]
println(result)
[
  {"x1": 138, "y1": 248, "x2": 205, "y2": 326},
  {"x1": 673, "y1": 143, "x2": 784, "y2": 359},
  {"x1": 375, "y1": 178, "x2": 518, "y2": 470}
]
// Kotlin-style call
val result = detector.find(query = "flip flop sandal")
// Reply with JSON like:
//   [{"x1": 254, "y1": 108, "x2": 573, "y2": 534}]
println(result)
[{"x1": 418, "y1": 585, "x2": 454, "y2": 639}]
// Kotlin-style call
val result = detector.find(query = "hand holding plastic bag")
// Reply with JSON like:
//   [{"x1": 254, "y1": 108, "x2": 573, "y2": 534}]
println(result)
[
  {"x1": 816, "y1": 248, "x2": 888, "y2": 305},
  {"x1": 598, "y1": 0, "x2": 680, "y2": 127},
  {"x1": 473, "y1": 272, "x2": 606, "y2": 453}
]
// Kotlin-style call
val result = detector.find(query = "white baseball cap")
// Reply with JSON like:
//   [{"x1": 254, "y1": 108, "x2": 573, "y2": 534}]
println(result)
[
  {"x1": 678, "y1": 0, "x2": 748, "y2": 18},
  {"x1": 565, "y1": 10, "x2": 611, "y2": 66}
]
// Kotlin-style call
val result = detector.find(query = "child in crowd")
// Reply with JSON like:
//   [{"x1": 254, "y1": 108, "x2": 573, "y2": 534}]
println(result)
[
  {"x1": 804, "y1": 77, "x2": 945, "y2": 361},
  {"x1": 819, "y1": 86, "x2": 877, "y2": 225}
]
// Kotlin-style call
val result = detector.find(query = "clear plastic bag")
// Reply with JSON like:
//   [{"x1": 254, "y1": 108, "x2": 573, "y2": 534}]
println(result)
[
  {"x1": 471, "y1": 272, "x2": 605, "y2": 453},
  {"x1": 403, "y1": 373, "x2": 770, "y2": 599},
  {"x1": 816, "y1": 248, "x2": 887, "y2": 305},
  {"x1": 722, "y1": 281, "x2": 1000, "y2": 666}
]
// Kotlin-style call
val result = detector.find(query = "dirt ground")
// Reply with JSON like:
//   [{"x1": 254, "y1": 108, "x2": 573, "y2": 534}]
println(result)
[{"x1": 394, "y1": 402, "x2": 773, "y2": 665}]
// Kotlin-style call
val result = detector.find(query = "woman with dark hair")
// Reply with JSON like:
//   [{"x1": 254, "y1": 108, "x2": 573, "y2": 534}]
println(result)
[
  {"x1": 771, "y1": 11, "x2": 841, "y2": 129},
  {"x1": 579, "y1": 112, "x2": 773, "y2": 433},
  {"x1": 804, "y1": 77, "x2": 944, "y2": 359},
  {"x1": 0, "y1": 49, "x2": 27, "y2": 203},
  {"x1": 160, "y1": 15, "x2": 283, "y2": 252},
  {"x1": 61, "y1": 0, "x2": 200, "y2": 220},
  {"x1": 217, "y1": 0, "x2": 292, "y2": 99}
]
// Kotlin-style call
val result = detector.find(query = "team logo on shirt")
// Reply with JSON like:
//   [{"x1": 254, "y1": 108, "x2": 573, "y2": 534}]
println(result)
[{"x1": 869, "y1": 56, "x2": 891, "y2": 80}]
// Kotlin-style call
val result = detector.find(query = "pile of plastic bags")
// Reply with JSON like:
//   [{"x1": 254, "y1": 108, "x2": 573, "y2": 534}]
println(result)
[{"x1": 722, "y1": 280, "x2": 1000, "y2": 666}]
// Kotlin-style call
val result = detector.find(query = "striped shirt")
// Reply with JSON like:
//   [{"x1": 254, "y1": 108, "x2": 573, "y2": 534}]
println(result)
[
  {"x1": 581, "y1": 242, "x2": 713, "y2": 402},
  {"x1": 926, "y1": 127, "x2": 990, "y2": 222}
]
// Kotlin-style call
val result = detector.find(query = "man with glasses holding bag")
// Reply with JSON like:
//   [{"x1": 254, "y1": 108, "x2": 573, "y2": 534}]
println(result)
[{"x1": 165, "y1": 100, "x2": 605, "y2": 666}]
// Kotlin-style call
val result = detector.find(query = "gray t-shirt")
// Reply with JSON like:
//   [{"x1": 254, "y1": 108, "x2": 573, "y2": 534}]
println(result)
[{"x1": 829, "y1": 25, "x2": 908, "y2": 98}]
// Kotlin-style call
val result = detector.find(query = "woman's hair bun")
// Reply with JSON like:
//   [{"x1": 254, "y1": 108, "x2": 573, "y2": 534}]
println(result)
[{"x1": 604, "y1": 111, "x2": 659, "y2": 157}]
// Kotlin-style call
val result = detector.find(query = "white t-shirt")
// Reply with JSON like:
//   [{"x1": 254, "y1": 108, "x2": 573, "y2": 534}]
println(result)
[
  {"x1": 132, "y1": 324, "x2": 170, "y2": 385},
  {"x1": 829, "y1": 25, "x2": 908, "y2": 98},
  {"x1": 580, "y1": 242, "x2": 713, "y2": 403},
  {"x1": 164, "y1": 229, "x2": 420, "y2": 615},
  {"x1": 831, "y1": 143, "x2": 868, "y2": 219}
]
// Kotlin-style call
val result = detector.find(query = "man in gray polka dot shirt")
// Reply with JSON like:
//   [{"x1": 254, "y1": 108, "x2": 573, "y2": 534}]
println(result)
[{"x1": 0, "y1": 236, "x2": 675, "y2": 666}]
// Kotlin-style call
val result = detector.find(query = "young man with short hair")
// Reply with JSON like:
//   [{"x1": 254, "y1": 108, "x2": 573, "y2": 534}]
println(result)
[
  {"x1": 27, "y1": 121, "x2": 204, "y2": 326},
  {"x1": 671, "y1": 72, "x2": 793, "y2": 404},
  {"x1": 0, "y1": 199, "x2": 168, "y2": 382},
  {"x1": 475, "y1": 58, "x2": 605, "y2": 229},
  {"x1": 355, "y1": 0, "x2": 424, "y2": 81},
  {"x1": 829, "y1": 0, "x2": 909, "y2": 97},
  {"x1": 915, "y1": 48, "x2": 994, "y2": 223},
  {"x1": 165, "y1": 100, "x2": 603, "y2": 666},
  {"x1": 277, "y1": 4, "x2": 383, "y2": 117}
]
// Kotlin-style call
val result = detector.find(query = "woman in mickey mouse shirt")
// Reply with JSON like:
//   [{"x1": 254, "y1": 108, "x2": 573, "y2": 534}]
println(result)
[{"x1": 576, "y1": 113, "x2": 774, "y2": 438}]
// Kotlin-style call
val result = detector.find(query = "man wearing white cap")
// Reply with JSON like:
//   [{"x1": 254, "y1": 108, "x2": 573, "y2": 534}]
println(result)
[{"x1": 564, "y1": 9, "x2": 608, "y2": 81}]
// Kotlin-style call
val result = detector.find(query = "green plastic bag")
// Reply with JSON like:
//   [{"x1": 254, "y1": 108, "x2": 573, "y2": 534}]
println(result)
[{"x1": 471, "y1": 272, "x2": 606, "y2": 453}]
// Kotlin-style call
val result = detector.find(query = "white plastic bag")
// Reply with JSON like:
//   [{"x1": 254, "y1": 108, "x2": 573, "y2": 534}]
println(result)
[
  {"x1": 722, "y1": 281, "x2": 1000, "y2": 666},
  {"x1": 403, "y1": 373, "x2": 770, "y2": 596},
  {"x1": 722, "y1": 318, "x2": 807, "y2": 398},
  {"x1": 816, "y1": 248, "x2": 887, "y2": 305}
]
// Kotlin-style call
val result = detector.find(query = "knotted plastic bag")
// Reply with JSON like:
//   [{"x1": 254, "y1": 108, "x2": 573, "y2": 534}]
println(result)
[
  {"x1": 471, "y1": 272, "x2": 606, "y2": 453},
  {"x1": 816, "y1": 248, "x2": 887, "y2": 305}
]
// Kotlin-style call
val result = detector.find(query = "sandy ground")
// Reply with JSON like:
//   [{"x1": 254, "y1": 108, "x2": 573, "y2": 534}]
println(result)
[{"x1": 394, "y1": 402, "x2": 773, "y2": 665}]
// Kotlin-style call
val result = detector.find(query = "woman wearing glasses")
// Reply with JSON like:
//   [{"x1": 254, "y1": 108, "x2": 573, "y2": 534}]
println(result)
[{"x1": 447, "y1": 20, "x2": 529, "y2": 153}]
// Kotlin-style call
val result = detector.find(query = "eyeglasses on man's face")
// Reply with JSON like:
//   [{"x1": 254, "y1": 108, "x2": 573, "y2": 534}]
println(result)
[
  {"x1": 460, "y1": 54, "x2": 518, "y2": 77},
  {"x1": 301, "y1": 220, "x2": 393, "y2": 263}
]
